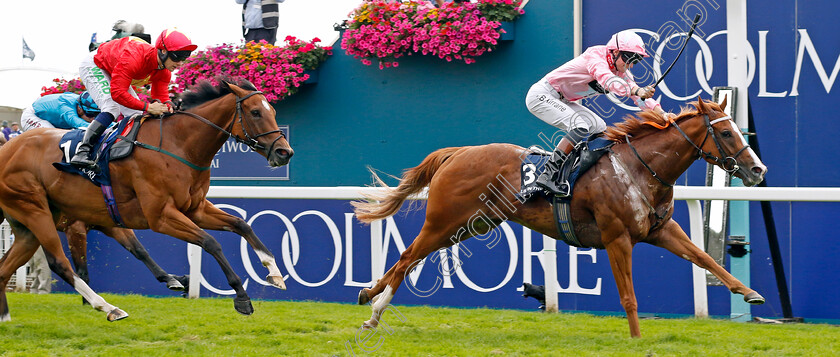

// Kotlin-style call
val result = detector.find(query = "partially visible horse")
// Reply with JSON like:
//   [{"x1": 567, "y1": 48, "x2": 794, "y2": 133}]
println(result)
[
  {"x1": 58, "y1": 216, "x2": 187, "y2": 294},
  {"x1": 0, "y1": 79, "x2": 293, "y2": 322},
  {"x1": 353, "y1": 97, "x2": 766, "y2": 338}
]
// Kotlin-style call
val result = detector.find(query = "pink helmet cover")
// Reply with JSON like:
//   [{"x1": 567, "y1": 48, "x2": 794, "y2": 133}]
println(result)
[{"x1": 606, "y1": 31, "x2": 649, "y2": 57}]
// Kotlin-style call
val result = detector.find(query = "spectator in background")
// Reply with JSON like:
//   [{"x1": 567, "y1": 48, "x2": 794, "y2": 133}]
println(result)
[
  {"x1": 236, "y1": 0, "x2": 285, "y2": 45},
  {"x1": 0, "y1": 121, "x2": 10, "y2": 141},
  {"x1": 28, "y1": 247, "x2": 52, "y2": 294},
  {"x1": 89, "y1": 20, "x2": 151, "y2": 52},
  {"x1": 7, "y1": 123, "x2": 22, "y2": 140},
  {"x1": 20, "y1": 91, "x2": 99, "y2": 132}
]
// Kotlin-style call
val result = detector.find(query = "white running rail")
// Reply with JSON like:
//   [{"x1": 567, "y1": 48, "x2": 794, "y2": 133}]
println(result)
[{"x1": 0, "y1": 221, "x2": 28, "y2": 291}]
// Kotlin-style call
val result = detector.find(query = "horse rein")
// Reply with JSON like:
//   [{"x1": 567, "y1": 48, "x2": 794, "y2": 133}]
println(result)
[
  {"x1": 175, "y1": 90, "x2": 285, "y2": 155},
  {"x1": 628, "y1": 112, "x2": 749, "y2": 181}
]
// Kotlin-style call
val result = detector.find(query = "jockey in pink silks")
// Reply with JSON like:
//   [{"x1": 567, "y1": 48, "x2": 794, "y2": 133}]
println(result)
[{"x1": 525, "y1": 30, "x2": 669, "y2": 196}]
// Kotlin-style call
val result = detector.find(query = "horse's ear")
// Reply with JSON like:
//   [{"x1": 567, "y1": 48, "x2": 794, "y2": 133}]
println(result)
[
  {"x1": 719, "y1": 94, "x2": 728, "y2": 113},
  {"x1": 696, "y1": 96, "x2": 708, "y2": 113},
  {"x1": 220, "y1": 80, "x2": 231, "y2": 91}
]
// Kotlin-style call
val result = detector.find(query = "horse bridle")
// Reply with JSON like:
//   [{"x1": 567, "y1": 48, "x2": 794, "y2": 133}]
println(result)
[
  {"x1": 175, "y1": 90, "x2": 285, "y2": 155},
  {"x1": 626, "y1": 112, "x2": 749, "y2": 185},
  {"x1": 670, "y1": 113, "x2": 750, "y2": 174}
]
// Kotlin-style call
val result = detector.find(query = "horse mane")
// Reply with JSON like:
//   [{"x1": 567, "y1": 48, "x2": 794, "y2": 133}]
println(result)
[
  {"x1": 602, "y1": 100, "x2": 721, "y2": 142},
  {"x1": 179, "y1": 76, "x2": 258, "y2": 109}
]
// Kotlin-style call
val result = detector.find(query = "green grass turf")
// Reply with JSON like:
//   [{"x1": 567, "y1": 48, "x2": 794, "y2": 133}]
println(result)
[{"x1": 0, "y1": 292, "x2": 837, "y2": 356}]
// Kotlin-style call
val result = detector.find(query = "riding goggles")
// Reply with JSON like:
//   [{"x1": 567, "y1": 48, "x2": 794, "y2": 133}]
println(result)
[
  {"x1": 168, "y1": 50, "x2": 193, "y2": 62},
  {"x1": 83, "y1": 109, "x2": 101, "y2": 118},
  {"x1": 620, "y1": 51, "x2": 643, "y2": 65}
]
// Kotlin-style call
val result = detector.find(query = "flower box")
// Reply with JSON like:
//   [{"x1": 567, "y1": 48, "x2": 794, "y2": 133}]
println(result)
[
  {"x1": 173, "y1": 37, "x2": 332, "y2": 102},
  {"x1": 341, "y1": 0, "x2": 524, "y2": 68}
]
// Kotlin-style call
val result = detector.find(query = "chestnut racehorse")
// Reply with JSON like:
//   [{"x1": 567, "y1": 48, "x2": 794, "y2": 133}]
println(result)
[
  {"x1": 0, "y1": 79, "x2": 293, "y2": 322},
  {"x1": 353, "y1": 98, "x2": 767, "y2": 338}
]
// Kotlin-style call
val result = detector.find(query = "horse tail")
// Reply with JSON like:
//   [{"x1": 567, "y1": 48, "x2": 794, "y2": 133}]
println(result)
[{"x1": 352, "y1": 146, "x2": 462, "y2": 223}]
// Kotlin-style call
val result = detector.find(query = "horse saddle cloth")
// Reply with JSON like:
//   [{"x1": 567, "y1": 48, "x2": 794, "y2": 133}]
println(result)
[
  {"x1": 52, "y1": 115, "x2": 144, "y2": 186},
  {"x1": 518, "y1": 134, "x2": 615, "y2": 201}
]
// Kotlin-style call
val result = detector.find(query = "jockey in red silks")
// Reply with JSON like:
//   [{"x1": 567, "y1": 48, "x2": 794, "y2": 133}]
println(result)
[
  {"x1": 525, "y1": 30, "x2": 669, "y2": 196},
  {"x1": 71, "y1": 29, "x2": 197, "y2": 169}
]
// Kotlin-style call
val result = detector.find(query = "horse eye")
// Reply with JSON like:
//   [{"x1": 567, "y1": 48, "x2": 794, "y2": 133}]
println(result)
[
  {"x1": 721, "y1": 130, "x2": 732, "y2": 138},
  {"x1": 250, "y1": 109, "x2": 261, "y2": 118}
]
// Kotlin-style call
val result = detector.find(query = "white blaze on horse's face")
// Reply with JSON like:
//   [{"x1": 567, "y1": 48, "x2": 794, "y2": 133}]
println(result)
[
  {"x1": 262, "y1": 99, "x2": 271, "y2": 112},
  {"x1": 724, "y1": 119, "x2": 765, "y2": 170},
  {"x1": 715, "y1": 119, "x2": 767, "y2": 186}
]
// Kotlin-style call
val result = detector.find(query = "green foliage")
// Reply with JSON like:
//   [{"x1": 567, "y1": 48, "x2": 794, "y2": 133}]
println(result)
[
  {"x1": 476, "y1": 0, "x2": 525, "y2": 23},
  {"x1": 1, "y1": 293, "x2": 838, "y2": 356}
]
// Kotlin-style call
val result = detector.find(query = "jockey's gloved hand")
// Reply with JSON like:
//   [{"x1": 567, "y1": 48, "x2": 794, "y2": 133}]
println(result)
[
  {"x1": 634, "y1": 85, "x2": 656, "y2": 99},
  {"x1": 146, "y1": 101, "x2": 169, "y2": 116}
]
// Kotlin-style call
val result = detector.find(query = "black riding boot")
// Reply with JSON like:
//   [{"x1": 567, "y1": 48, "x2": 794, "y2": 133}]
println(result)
[
  {"x1": 70, "y1": 120, "x2": 107, "y2": 169},
  {"x1": 536, "y1": 137, "x2": 575, "y2": 196}
]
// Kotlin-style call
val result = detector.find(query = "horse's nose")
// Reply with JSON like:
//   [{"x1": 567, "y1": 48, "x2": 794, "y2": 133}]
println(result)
[
  {"x1": 745, "y1": 164, "x2": 767, "y2": 186},
  {"x1": 275, "y1": 148, "x2": 293, "y2": 162}
]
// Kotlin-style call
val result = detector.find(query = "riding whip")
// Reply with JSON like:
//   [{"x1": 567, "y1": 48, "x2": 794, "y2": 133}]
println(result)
[{"x1": 652, "y1": 14, "x2": 702, "y2": 88}]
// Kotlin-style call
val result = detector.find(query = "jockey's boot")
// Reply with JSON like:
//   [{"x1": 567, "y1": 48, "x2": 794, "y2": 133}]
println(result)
[
  {"x1": 70, "y1": 120, "x2": 107, "y2": 169},
  {"x1": 536, "y1": 137, "x2": 575, "y2": 196}
]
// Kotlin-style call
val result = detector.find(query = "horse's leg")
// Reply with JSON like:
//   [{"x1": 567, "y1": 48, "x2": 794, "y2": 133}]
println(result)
[
  {"x1": 147, "y1": 204, "x2": 253, "y2": 315},
  {"x1": 64, "y1": 220, "x2": 91, "y2": 305},
  {"x1": 98, "y1": 226, "x2": 184, "y2": 290},
  {"x1": 0, "y1": 229, "x2": 40, "y2": 322},
  {"x1": 358, "y1": 264, "x2": 398, "y2": 305},
  {"x1": 65, "y1": 220, "x2": 89, "y2": 284},
  {"x1": 362, "y1": 218, "x2": 464, "y2": 328},
  {"x1": 604, "y1": 235, "x2": 642, "y2": 338},
  {"x1": 10, "y1": 218, "x2": 128, "y2": 321},
  {"x1": 648, "y1": 220, "x2": 764, "y2": 304},
  {"x1": 192, "y1": 202, "x2": 285, "y2": 289}
]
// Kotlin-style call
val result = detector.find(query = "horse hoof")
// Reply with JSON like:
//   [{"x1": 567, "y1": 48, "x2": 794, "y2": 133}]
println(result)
[
  {"x1": 166, "y1": 277, "x2": 185, "y2": 291},
  {"x1": 266, "y1": 275, "x2": 287, "y2": 290},
  {"x1": 234, "y1": 296, "x2": 254, "y2": 315},
  {"x1": 363, "y1": 319, "x2": 379, "y2": 329},
  {"x1": 107, "y1": 308, "x2": 129, "y2": 322},
  {"x1": 358, "y1": 288, "x2": 371, "y2": 305},
  {"x1": 745, "y1": 292, "x2": 765, "y2": 305}
]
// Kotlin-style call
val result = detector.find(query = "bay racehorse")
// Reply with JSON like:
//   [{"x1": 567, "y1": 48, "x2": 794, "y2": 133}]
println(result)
[
  {"x1": 352, "y1": 97, "x2": 766, "y2": 338},
  {"x1": 0, "y1": 79, "x2": 292, "y2": 322},
  {"x1": 0, "y1": 147, "x2": 185, "y2": 294}
]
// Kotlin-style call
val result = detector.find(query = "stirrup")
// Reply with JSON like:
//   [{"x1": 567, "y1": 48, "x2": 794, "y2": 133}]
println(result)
[
  {"x1": 70, "y1": 153, "x2": 100, "y2": 171},
  {"x1": 70, "y1": 154, "x2": 94, "y2": 167}
]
